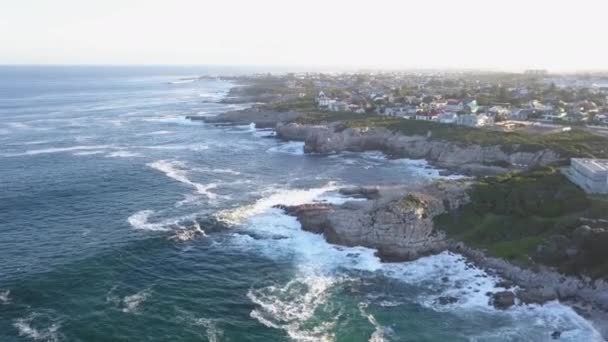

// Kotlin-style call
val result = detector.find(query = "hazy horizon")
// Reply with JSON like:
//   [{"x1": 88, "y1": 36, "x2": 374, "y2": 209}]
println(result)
[{"x1": 1, "y1": 0, "x2": 607, "y2": 72}]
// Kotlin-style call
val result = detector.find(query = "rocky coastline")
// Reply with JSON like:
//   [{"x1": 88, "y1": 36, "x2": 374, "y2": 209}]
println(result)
[
  {"x1": 192, "y1": 90, "x2": 608, "y2": 337},
  {"x1": 276, "y1": 121, "x2": 561, "y2": 176},
  {"x1": 274, "y1": 183, "x2": 608, "y2": 337}
]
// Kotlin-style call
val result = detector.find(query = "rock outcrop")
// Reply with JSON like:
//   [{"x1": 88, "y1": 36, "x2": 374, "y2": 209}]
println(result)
[
  {"x1": 279, "y1": 182, "x2": 471, "y2": 261},
  {"x1": 189, "y1": 109, "x2": 302, "y2": 129},
  {"x1": 276, "y1": 122, "x2": 560, "y2": 175}
]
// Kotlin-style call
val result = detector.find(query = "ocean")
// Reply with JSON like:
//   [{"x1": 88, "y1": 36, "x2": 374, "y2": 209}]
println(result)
[{"x1": 0, "y1": 66, "x2": 602, "y2": 341}]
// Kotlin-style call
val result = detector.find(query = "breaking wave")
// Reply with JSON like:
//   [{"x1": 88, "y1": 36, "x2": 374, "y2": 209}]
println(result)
[
  {"x1": 0, "y1": 289, "x2": 10, "y2": 304},
  {"x1": 147, "y1": 160, "x2": 217, "y2": 199},
  {"x1": 225, "y1": 186, "x2": 602, "y2": 341},
  {"x1": 13, "y1": 311, "x2": 63, "y2": 342},
  {"x1": 266, "y1": 141, "x2": 305, "y2": 155},
  {"x1": 2, "y1": 145, "x2": 113, "y2": 157}
]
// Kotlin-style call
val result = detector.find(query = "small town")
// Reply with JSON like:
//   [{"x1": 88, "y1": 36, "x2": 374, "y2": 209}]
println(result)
[{"x1": 279, "y1": 70, "x2": 608, "y2": 131}]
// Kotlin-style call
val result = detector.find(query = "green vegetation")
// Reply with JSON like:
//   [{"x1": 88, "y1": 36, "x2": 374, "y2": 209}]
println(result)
[
  {"x1": 434, "y1": 167, "x2": 608, "y2": 277},
  {"x1": 263, "y1": 95, "x2": 317, "y2": 112},
  {"x1": 293, "y1": 112, "x2": 608, "y2": 159}
]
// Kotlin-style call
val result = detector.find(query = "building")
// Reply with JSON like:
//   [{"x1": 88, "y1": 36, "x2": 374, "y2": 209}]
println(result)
[
  {"x1": 438, "y1": 112, "x2": 458, "y2": 124},
  {"x1": 457, "y1": 114, "x2": 492, "y2": 127},
  {"x1": 316, "y1": 91, "x2": 331, "y2": 107},
  {"x1": 564, "y1": 158, "x2": 608, "y2": 194}
]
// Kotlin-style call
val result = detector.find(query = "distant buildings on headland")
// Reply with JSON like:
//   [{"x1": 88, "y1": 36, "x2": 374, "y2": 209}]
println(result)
[{"x1": 304, "y1": 70, "x2": 608, "y2": 131}]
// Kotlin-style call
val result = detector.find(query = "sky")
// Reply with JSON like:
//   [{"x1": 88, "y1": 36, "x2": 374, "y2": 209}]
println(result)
[{"x1": 0, "y1": 0, "x2": 607, "y2": 71}]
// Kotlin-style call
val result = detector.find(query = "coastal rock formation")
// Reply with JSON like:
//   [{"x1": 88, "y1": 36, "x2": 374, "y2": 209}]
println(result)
[
  {"x1": 279, "y1": 182, "x2": 471, "y2": 261},
  {"x1": 277, "y1": 180, "x2": 608, "y2": 328},
  {"x1": 276, "y1": 122, "x2": 560, "y2": 174},
  {"x1": 188, "y1": 109, "x2": 302, "y2": 129},
  {"x1": 489, "y1": 291, "x2": 516, "y2": 309}
]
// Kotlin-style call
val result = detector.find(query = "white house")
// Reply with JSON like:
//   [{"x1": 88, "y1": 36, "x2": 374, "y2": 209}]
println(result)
[
  {"x1": 457, "y1": 114, "x2": 493, "y2": 127},
  {"x1": 541, "y1": 111, "x2": 567, "y2": 121},
  {"x1": 317, "y1": 91, "x2": 331, "y2": 107},
  {"x1": 438, "y1": 112, "x2": 458, "y2": 124},
  {"x1": 327, "y1": 100, "x2": 347, "y2": 112},
  {"x1": 445, "y1": 99, "x2": 463, "y2": 112}
]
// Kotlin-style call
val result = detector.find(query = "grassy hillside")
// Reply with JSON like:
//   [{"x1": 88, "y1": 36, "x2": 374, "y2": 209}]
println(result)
[
  {"x1": 434, "y1": 167, "x2": 608, "y2": 278},
  {"x1": 293, "y1": 112, "x2": 608, "y2": 159}
]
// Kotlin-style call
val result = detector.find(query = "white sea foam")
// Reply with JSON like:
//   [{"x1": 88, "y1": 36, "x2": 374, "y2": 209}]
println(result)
[
  {"x1": 141, "y1": 116, "x2": 199, "y2": 125},
  {"x1": 192, "y1": 318, "x2": 223, "y2": 342},
  {"x1": 106, "y1": 151, "x2": 142, "y2": 158},
  {"x1": 216, "y1": 183, "x2": 339, "y2": 224},
  {"x1": 248, "y1": 275, "x2": 338, "y2": 342},
  {"x1": 253, "y1": 129, "x2": 276, "y2": 138},
  {"x1": 169, "y1": 78, "x2": 197, "y2": 84},
  {"x1": 143, "y1": 144, "x2": 209, "y2": 152},
  {"x1": 7, "y1": 122, "x2": 30, "y2": 129},
  {"x1": 2, "y1": 145, "x2": 113, "y2": 157},
  {"x1": 192, "y1": 167, "x2": 241, "y2": 176},
  {"x1": 121, "y1": 289, "x2": 151, "y2": 314},
  {"x1": 135, "y1": 130, "x2": 174, "y2": 136},
  {"x1": 147, "y1": 160, "x2": 217, "y2": 199},
  {"x1": 169, "y1": 220, "x2": 206, "y2": 242},
  {"x1": 127, "y1": 210, "x2": 171, "y2": 231},
  {"x1": 0, "y1": 289, "x2": 10, "y2": 304},
  {"x1": 7, "y1": 140, "x2": 54, "y2": 146},
  {"x1": 72, "y1": 150, "x2": 105, "y2": 156},
  {"x1": 13, "y1": 312, "x2": 62, "y2": 342},
  {"x1": 267, "y1": 141, "x2": 305, "y2": 155},
  {"x1": 359, "y1": 303, "x2": 393, "y2": 342},
  {"x1": 231, "y1": 186, "x2": 601, "y2": 341}
]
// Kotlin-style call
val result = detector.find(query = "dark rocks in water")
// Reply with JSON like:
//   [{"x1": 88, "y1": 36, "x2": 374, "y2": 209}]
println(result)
[
  {"x1": 551, "y1": 331, "x2": 561, "y2": 339},
  {"x1": 496, "y1": 280, "x2": 514, "y2": 289},
  {"x1": 338, "y1": 186, "x2": 380, "y2": 199},
  {"x1": 441, "y1": 276, "x2": 450, "y2": 283},
  {"x1": 435, "y1": 296, "x2": 458, "y2": 305},
  {"x1": 273, "y1": 203, "x2": 334, "y2": 234},
  {"x1": 516, "y1": 288, "x2": 558, "y2": 305},
  {"x1": 490, "y1": 291, "x2": 515, "y2": 310}
]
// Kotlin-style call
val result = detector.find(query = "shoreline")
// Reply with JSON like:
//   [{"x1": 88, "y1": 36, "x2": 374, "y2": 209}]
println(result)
[{"x1": 195, "y1": 83, "x2": 608, "y2": 338}]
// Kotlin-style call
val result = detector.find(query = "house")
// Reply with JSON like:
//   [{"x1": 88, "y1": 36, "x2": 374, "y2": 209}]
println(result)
[
  {"x1": 541, "y1": 111, "x2": 567, "y2": 121},
  {"x1": 348, "y1": 104, "x2": 364, "y2": 113},
  {"x1": 457, "y1": 114, "x2": 493, "y2": 127},
  {"x1": 565, "y1": 111, "x2": 588, "y2": 122},
  {"x1": 564, "y1": 158, "x2": 608, "y2": 194},
  {"x1": 445, "y1": 99, "x2": 463, "y2": 112},
  {"x1": 316, "y1": 91, "x2": 331, "y2": 107},
  {"x1": 593, "y1": 114, "x2": 608, "y2": 124},
  {"x1": 327, "y1": 100, "x2": 347, "y2": 112},
  {"x1": 509, "y1": 109, "x2": 529, "y2": 121},
  {"x1": 438, "y1": 112, "x2": 458, "y2": 124},
  {"x1": 461, "y1": 99, "x2": 479, "y2": 113},
  {"x1": 415, "y1": 110, "x2": 440, "y2": 121},
  {"x1": 488, "y1": 106, "x2": 510, "y2": 116}
]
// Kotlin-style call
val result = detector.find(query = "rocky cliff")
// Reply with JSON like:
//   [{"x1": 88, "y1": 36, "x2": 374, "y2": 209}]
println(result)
[
  {"x1": 276, "y1": 122, "x2": 560, "y2": 175},
  {"x1": 278, "y1": 182, "x2": 471, "y2": 261}
]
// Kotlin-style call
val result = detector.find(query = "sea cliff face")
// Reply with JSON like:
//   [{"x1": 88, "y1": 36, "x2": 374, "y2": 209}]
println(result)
[{"x1": 276, "y1": 122, "x2": 560, "y2": 175}]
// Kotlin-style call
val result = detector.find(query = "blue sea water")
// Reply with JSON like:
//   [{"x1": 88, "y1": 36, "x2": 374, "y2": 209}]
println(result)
[{"x1": 0, "y1": 66, "x2": 602, "y2": 341}]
